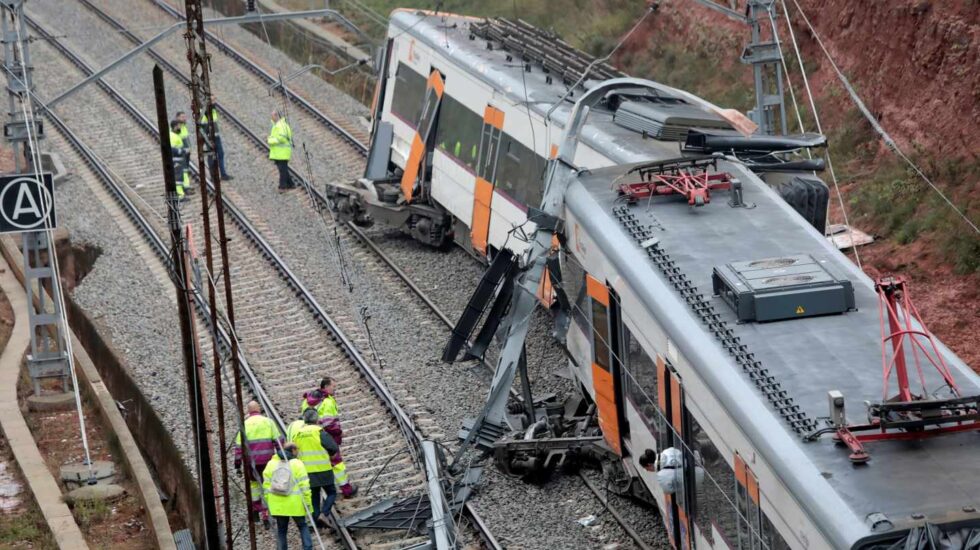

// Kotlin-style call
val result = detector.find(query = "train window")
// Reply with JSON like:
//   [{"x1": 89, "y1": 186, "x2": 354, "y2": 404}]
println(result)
[
  {"x1": 435, "y1": 95, "x2": 481, "y2": 172},
  {"x1": 560, "y1": 252, "x2": 587, "y2": 327},
  {"x1": 493, "y1": 135, "x2": 520, "y2": 199},
  {"x1": 761, "y1": 512, "x2": 791, "y2": 550},
  {"x1": 591, "y1": 295, "x2": 611, "y2": 371},
  {"x1": 686, "y1": 413, "x2": 738, "y2": 548},
  {"x1": 391, "y1": 62, "x2": 427, "y2": 126},
  {"x1": 622, "y1": 327, "x2": 660, "y2": 439},
  {"x1": 493, "y1": 134, "x2": 547, "y2": 205}
]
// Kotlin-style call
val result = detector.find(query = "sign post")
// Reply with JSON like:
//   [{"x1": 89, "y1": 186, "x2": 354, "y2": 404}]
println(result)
[
  {"x1": 1, "y1": 0, "x2": 69, "y2": 396},
  {"x1": 0, "y1": 172, "x2": 68, "y2": 394}
]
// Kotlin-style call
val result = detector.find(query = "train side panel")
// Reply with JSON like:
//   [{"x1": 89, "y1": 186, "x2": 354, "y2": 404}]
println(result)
[{"x1": 563, "y1": 207, "x2": 829, "y2": 550}]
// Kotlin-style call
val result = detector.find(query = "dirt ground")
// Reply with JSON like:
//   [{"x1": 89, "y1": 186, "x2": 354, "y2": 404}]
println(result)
[
  {"x1": 16, "y1": 366, "x2": 155, "y2": 548},
  {"x1": 0, "y1": 285, "x2": 59, "y2": 549}
]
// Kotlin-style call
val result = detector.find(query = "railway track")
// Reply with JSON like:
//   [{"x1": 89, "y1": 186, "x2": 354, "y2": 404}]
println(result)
[
  {"x1": 81, "y1": 1, "x2": 661, "y2": 547},
  {"x1": 23, "y1": 11, "x2": 454, "y2": 550},
  {"x1": 26, "y1": 0, "x2": 659, "y2": 546}
]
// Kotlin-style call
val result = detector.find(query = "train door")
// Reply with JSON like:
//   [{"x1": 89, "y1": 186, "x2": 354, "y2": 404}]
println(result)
[
  {"x1": 658, "y1": 357, "x2": 694, "y2": 550},
  {"x1": 586, "y1": 275, "x2": 623, "y2": 456},
  {"x1": 399, "y1": 69, "x2": 444, "y2": 202},
  {"x1": 470, "y1": 105, "x2": 504, "y2": 255}
]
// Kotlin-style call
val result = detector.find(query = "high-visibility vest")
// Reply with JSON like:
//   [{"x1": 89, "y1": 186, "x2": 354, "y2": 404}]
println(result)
[
  {"x1": 285, "y1": 419, "x2": 305, "y2": 442},
  {"x1": 300, "y1": 393, "x2": 339, "y2": 431},
  {"x1": 199, "y1": 108, "x2": 220, "y2": 136},
  {"x1": 169, "y1": 130, "x2": 189, "y2": 175},
  {"x1": 262, "y1": 455, "x2": 311, "y2": 517},
  {"x1": 235, "y1": 414, "x2": 280, "y2": 466},
  {"x1": 289, "y1": 424, "x2": 332, "y2": 473},
  {"x1": 267, "y1": 119, "x2": 292, "y2": 161},
  {"x1": 178, "y1": 124, "x2": 189, "y2": 143}
]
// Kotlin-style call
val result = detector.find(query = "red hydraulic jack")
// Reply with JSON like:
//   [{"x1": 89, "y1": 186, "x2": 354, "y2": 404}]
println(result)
[{"x1": 832, "y1": 276, "x2": 980, "y2": 463}]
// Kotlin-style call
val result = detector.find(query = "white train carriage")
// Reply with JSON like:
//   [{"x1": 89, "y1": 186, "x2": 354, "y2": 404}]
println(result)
[
  {"x1": 354, "y1": 10, "x2": 980, "y2": 550},
  {"x1": 359, "y1": 10, "x2": 825, "y2": 254}
]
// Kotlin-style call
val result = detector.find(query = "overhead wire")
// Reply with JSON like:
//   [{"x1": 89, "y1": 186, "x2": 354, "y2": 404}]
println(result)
[
  {"x1": 9, "y1": 10, "x2": 95, "y2": 480},
  {"x1": 512, "y1": 0, "x2": 539, "y2": 160},
  {"x1": 764, "y1": 4, "x2": 808, "y2": 146},
  {"x1": 776, "y1": 0, "x2": 862, "y2": 270},
  {"x1": 544, "y1": 4, "x2": 654, "y2": 125},
  {"x1": 785, "y1": 0, "x2": 978, "y2": 236}
]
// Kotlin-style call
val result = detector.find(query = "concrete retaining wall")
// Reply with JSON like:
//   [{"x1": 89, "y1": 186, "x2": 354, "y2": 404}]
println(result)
[{"x1": 0, "y1": 235, "x2": 196, "y2": 547}]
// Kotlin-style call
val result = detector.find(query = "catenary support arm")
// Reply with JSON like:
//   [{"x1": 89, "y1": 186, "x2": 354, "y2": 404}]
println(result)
[{"x1": 457, "y1": 78, "x2": 674, "y2": 453}]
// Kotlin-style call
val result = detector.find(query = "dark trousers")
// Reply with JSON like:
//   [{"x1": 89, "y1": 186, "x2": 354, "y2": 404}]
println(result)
[
  {"x1": 274, "y1": 516, "x2": 312, "y2": 550},
  {"x1": 275, "y1": 159, "x2": 292, "y2": 189},
  {"x1": 214, "y1": 135, "x2": 228, "y2": 178},
  {"x1": 311, "y1": 480, "x2": 337, "y2": 520}
]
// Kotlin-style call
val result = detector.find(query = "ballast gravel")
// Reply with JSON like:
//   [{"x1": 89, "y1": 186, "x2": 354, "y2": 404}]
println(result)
[{"x1": 27, "y1": 0, "x2": 671, "y2": 547}]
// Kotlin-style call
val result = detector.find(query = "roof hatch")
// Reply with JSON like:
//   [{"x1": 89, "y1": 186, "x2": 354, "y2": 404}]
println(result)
[
  {"x1": 712, "y1": 254, "x2": 855, "y2": 322},
  {"x1": 613, "y1": 97, "x2": 732, "y2": 141}
]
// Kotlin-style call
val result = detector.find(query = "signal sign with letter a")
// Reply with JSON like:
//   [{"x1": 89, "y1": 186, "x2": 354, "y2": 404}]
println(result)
[{"x1": 0, "y1": 173, "x2": 56, "y2": 234}]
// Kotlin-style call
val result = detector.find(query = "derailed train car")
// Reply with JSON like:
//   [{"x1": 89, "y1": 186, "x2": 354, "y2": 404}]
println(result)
[{"x1": 338, "y1": 9, "x2": 980, "y2": 549}]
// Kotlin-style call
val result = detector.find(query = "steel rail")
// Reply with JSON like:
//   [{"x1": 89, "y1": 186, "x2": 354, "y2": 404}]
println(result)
[
  {"x1": 133, "y1": 5, "x2": 645, "y2": 547},
  {"x1": 152, "y1": 0, "x2": 369, "y2": 156},
  {"x1": 23, "y1": 15, "x2": 421, "y2": 550},
  {"x1": 64, "y1": 0, "x2": 423, "y2": 457},
  {"x1": 77, "y1": 4, "x2": 643, "y2": 549}
]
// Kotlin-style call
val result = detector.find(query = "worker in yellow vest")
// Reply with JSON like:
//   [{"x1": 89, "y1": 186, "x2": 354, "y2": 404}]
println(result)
[
  {"x1": 301, "y1": 377, "x2": 357, "y2": 498},
  {"x1": 267, "y1": 109, "x2": 294, "y2": 192},
  {"x1": 234, "y1": 401, "x2": 282, "y2": 526},
  {"x1": 263, "y1": 442, "x2": 313, "y2": 550},
  {"x1": 198, "y1": 96, "x2": 233, "y2": 180},
  {"x1": 168, "y1": 120, "x2": 189, "y2": 200},
  {"x1": 175, "y1": 111, "x2": 197, "y2": 194},
  {"x1": 288, "y1": 408, "x2": 339, "y2": 528}
]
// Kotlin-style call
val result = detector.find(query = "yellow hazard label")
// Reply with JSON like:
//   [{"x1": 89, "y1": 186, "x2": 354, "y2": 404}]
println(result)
[{"x1": 795, "y1": 305, "x2": 805, "y2": 314}]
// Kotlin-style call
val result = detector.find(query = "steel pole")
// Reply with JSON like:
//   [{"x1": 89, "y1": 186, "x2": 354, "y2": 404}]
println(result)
[
  {"x1": 154, "y1": 65, "x2": 221, "y2": 550},
  {"x1": 181, "y1": 0, "x2": 257, "y2": 546}
]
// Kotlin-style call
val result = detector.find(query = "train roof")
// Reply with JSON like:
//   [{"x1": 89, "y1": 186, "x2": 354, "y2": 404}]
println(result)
[
  {"x1": 389, "y1": 10, "x2": 695, "y2": 164},
  {"x1": 390, "y1": 9, "x2": 980, "y2": 544},
  {"x1": 567, "y1": 159, "x2": 980, "y2": 544}
]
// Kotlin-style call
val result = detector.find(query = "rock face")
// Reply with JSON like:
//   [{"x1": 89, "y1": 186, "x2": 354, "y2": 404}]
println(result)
[
  {"x1": 623, "y1": 1, "x2": 979, "y2": 159},
  {"x1": 790, "y1": 0, "x2": 979, "y2": 159}
]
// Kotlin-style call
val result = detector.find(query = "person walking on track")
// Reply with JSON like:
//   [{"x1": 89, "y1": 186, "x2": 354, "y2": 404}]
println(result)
[
  {"x1": 198, "y1": 95, "x2": 233, "y2": 180},
  {"x1": 263, "y1": 442, "x2": 313, "y2": 550},
  {"x1": 234, "y1": 400, "x2": 282, "y2": 528},
  {"x1": 301, "y1": 377, "x2": 358, "y2": 498},
  {"x1": 287, "y1": 408, "x2": 340, "y2": 528},
  {"x1": 267, "y1": 109, "x2": 294, "y2": 192},
  {"x1": 168, "y1": 119, "x2": 190, "y2": 200}
]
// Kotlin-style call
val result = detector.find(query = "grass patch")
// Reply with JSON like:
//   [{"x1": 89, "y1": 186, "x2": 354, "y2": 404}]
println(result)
[
  {"x1": 72, "y1": 499, "x2": 110, "y2": 531},
  {"x1": 0, "y1": 509, "x2": 58, "y2": 549}
]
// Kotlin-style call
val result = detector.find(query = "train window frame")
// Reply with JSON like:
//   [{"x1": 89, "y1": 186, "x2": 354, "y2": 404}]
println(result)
[
  {"x1": 560, "y1": 251, "x2": 587, "y2": 328},
  {"x1": 391, "y1": 62, "x2": 427, "y2": 127},
  {"x1": 622, "y1": 325, "x2": 661, "y2": 440},
  {"x1": 491, "y1": 133, "x2": 546, "y2": 205},
  {"x1": 591, "y1": 296, "x2": 611, "y2": 372},
  {"x1": 435, "y1": 95, "x2": 482, "y2": 172},
  {"x1": 761, "y1": 511, "x2": 792, "y2": 550},
  {"x1": 685, "y1": 410, "x2": 739, "y2": 549}
]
